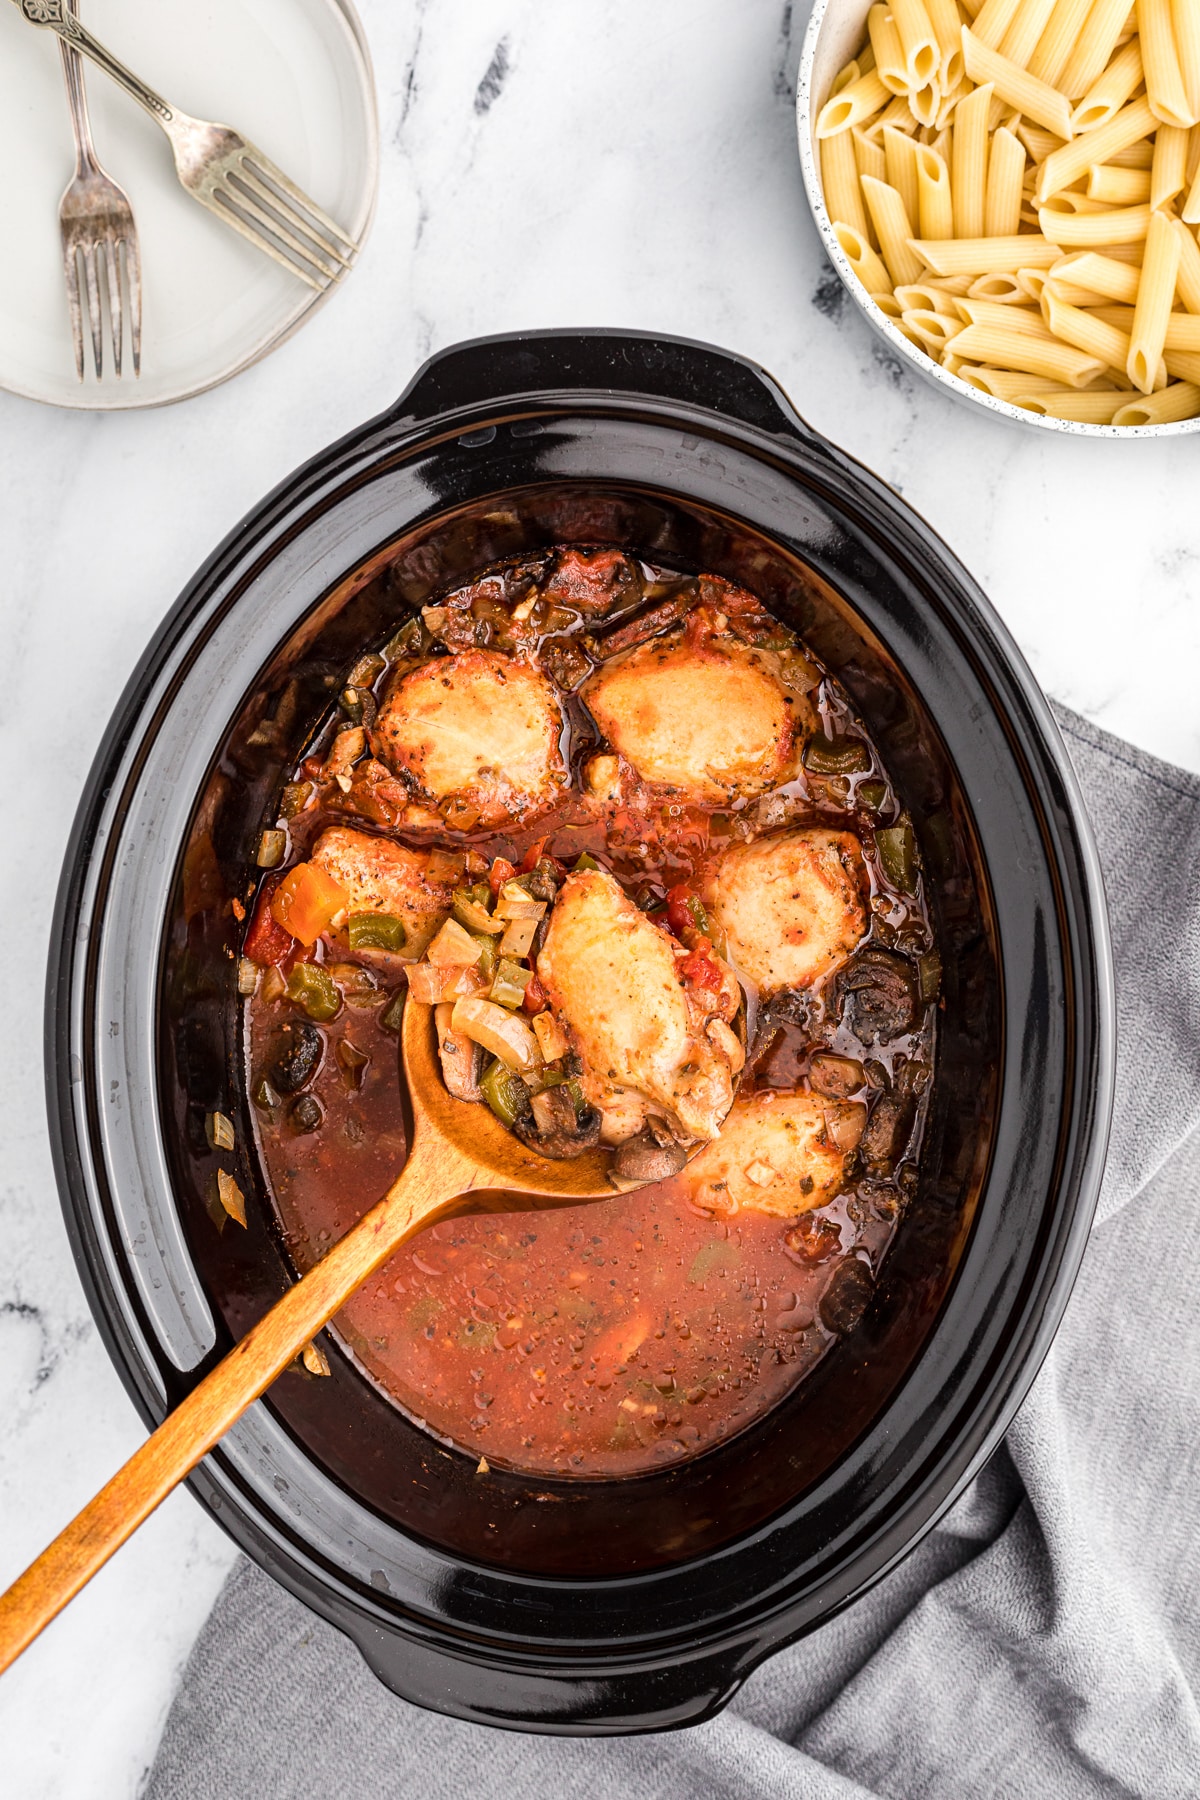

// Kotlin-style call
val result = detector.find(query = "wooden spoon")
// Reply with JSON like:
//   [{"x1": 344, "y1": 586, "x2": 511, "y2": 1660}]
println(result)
[{"x1": 0, "y1": 997, "x2": 622, "y2": 1675}]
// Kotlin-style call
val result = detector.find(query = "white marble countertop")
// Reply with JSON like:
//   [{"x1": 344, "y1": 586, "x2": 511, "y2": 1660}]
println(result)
[{"x1": 0, "y1": 1, "x2": 1197, "y2": 1794}]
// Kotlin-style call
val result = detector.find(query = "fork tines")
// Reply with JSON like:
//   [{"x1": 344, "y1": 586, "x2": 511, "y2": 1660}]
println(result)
[
  {"x1": 64, "y1": 233, "x2": 142, "y2": 380},
  {"x1": 205, "y1": 140, "x2": 358, "y2": 291}
]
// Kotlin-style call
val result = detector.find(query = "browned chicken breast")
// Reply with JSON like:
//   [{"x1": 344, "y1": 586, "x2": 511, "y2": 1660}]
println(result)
[
  {"x1": 311, "y1": 827, "x2": 451, "y2": 944},
  {"x1": 708, "y1": 829, "x2": 868, "y2": 994},
  {"x1": 536, "y1": 868, "x2": 739, "y2": 1144},
  {"x1": 682, "y1": 1089, "x2": 865, "y2": 1217},
  {"x1": 582, "y1": 628, "x2": 815, "y2": 803},
  {"x1": 372, "y1": 649, "x2": 568, "y2": 829}
]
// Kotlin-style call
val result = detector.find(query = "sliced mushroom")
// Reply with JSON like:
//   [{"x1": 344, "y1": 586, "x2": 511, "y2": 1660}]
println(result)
[
  {"x1": 268, "y1": 1022, "x2": 324, "y2": 1095},
  {"x1": 833, "y1": 947, "x2": 918, "y2": 1042},
  {"x1": 860, "y1": 1091, "x2": 915, "y2": 1173},
  {"x1": 613, "y1": 1129, "x2": 689, "y2": 1182},
  {"x1": 434, "y1": 1001, "x2": 483, "y2": 1101},
  {"x1": 819, "y1": 1256, "x2": 875, "y2": 1335},
  {"x1": 514, "y1": 1085, "x2": 602, "y2": 1160}
]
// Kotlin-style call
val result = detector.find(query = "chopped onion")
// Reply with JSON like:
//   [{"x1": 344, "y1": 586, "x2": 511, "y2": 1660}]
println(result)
[
  {"x1": 426, "y1": 918, "x2": 484, "y2": 966},
  {"x1": 498, "y1": 916, "x2": 538, "y2": 957},
  {"x1": 236, "y1": 957, "x2": 258, "y2": 996},
  {"x1": 450, "y1": 997, "x2": 539, "y2": 1072},
  {"x1": 256, "y1": 829, "x2": 286, "y2": 869},
  {"x1": 743, "y1": 1159, "x2": 777, "y2": 1187},
  {"x1": 406, "y1": 961, "x2": 488, "y2": 1004},
  {"x1": 531, "y1": 1010, "x2": 569, "y2": 1061},
  {"x1": 206, "y1": 1111, "x2": 235, "y2": 1152},
  {"x1": 216, "y1": 1169, "x2": 247, "y2": 1227}
]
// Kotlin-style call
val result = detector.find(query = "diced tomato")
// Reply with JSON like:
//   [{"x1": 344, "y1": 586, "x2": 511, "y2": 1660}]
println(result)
[
  {"x1": 488, "y1": 856, "x2": 517, "y2": 897},
  {"x1": 522, "y1": 971, "x2": 547, "y2": 1014},
  {"x1": 269, "y1": 861, "x2": 349, "y2": 947},
  {"x1": 681, "y1": 944, "x2": 725, "y2": 996},
  {"x1": 243, "y1": 881, "x2": 296, "y2": 967},
  {"x1": 666, "y1": 884, "x2": 709, "y2": 940},
  {"x1": 519, "y1": 838, "x2": 548, "y2": 873}
]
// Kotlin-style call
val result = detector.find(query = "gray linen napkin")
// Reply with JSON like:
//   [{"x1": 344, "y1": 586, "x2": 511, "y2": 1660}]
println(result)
[{"x1": 146, "y1": 705, "x2": 1200, "y2": 1800}]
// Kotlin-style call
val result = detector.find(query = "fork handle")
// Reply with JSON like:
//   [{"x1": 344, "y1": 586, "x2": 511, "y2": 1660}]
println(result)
[
  {"x1": 57, "y1": 0, "x2": 98, "y2": 176},
  {"x1": 14, "y1": 0, "x2": 176, "y2": 127}
]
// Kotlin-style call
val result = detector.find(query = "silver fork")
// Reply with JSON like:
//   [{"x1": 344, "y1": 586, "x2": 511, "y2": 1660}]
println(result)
[
  {"x1": 16, "y1": 0, "x2": 357, "y2": 291},
  {"x1": 57, "y1": 0, "x2": 141, "y2": 380}
]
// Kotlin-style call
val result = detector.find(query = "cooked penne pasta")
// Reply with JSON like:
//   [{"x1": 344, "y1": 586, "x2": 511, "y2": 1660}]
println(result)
[
  {"x1": 869, "y1": 5, "x2": 911, "y2": 95},
  {"x1": 817, "y1": 70, "x2": 891, "y2": 136},
  {"x1": 955, "y1": 366, "x2": 1068, "y2": 395},
  {"x1": 946, "y1": 321, "x2": 1109, "y2": 380},
  {"x1": 1151, "y1": 123, "x2": 1190, "y2": 205},
  {"x1": 1087, "y1": 164, "x2": 1152, "y2": 203},
  {"x1": 1039, "y1": 201, "x2": 1152, "y2": 243},
  {"x1": 885, "y1": 125, "x2": 923, "y2": 224},
  {"x1": 911, "y1": 81, "x2": 941, "y2": 125},
  {"x1": 1128, "y1": 211, "x2": 1184, "y2": 389},
  {"x1": 1164, "y1": 346, "x2": 1200, "y2": 378},
  {"x1": 833, "y1": 221, "x2": 895, "y2": 294},
  {"x1": 823, "y1": 131, "x2": 871, "y2": 240},
  {"x1": 954, "y1": 83, "x2": 996, "y2": 236},
  {"x1": 878, "y1": 95, "x2": 922, "y2": 133},
  {"x1": 910, "y1": 232, "x2": 1063, "y2": 272},
  {"x1": 985, "y1": 126, "x2": 1027, "y2": 232},
  {"x1": 971, "y1": 269, "x2": 1034, "y2": 296},
  {"x1": 1113, "y1": 379, "x2": 1200, "y2": 420},
  {"x1": 924, "y1": 0, "x2": 967, "y2": 87},
  {"x1": 1183, "y1": 160, "x2": 1200, "y2": 219},
  {"x1": 855, "y1": 127, "x2": 889, "y2": 184},
  {"x1": 892, "y1": 0, "x2": 941, "y2": 87},
  {"x1": 1001, "y1": 0, "x2": 1059, "y2": 68},
  {"x1": 1037, "y1": 96, "x2": 1158, "y2": 201},
  {"x1": 1050, "y1": 249, "x2": 1142, "y2": 298},
  {"x1": 862, "y1": 176, "x2": 928, "y2": 283},
  {"x1": 1018, "y1": 389, "x2": 1130, "y2": 418},
  {"x1": 956, "y1": 296, "x2": 1056, "y2": 331},
  {"x1": 1070, "y1": 37, "x2": 1144, "y2": 131},
  {"x1": 1108, "y1": 139, "x2": 1156, "y2": 167},
  {"x1": 1175, "y1": 0, "x2": 1200, "y2": 119},
  {"x1": 1138, "y1": 0, "x2": 1195, "y2": 129},
  {"x1": 902, "y1": 307, "x2": 966, "y2": 347},
  {"x1": 936, "y1": 79, "x2": 971, "y2": 130},
  {"x1": 1061, "y1": 0, "x2": 1139, "y2": 96},
  {"x1": 971, "y1": 0, "x2": 1025, "y2": 49},
  {"x1": 1016, "y1": 121, "x2": 1067, "y2": 163},
  {"x1": 916, "y1": 144, "x2": 955, "y2": 238},
  {"x1": 1164, "y1": 312, "x2": 1200, "y2": 349},
  {"x1": 961, "y1": 27, "x2": 1076, "y2": 134},
  {"x1": 1043, "y1": 291, "x2": 1144, "y2": 371},
  {"x1": 1028, "y1": 0, "x2": 1096, "y2": 85},
  {"x1": 812, "y1": 0, "x2": 1200, "y2": 424},
  {"x1": 1171, "y1": 215, "x2": 1200, "y2": 306},
  {"x1": 1042, "y1": 191, "x2": 1121, "y2": 214},
  {"x1": 896, "y1": 281, "x2": 962, "y2": 311}
]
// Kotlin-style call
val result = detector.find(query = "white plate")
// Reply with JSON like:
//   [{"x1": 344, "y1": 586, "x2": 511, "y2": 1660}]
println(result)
[{"x1": 0, "y1": 0, "x2": 378, "y2": 410}]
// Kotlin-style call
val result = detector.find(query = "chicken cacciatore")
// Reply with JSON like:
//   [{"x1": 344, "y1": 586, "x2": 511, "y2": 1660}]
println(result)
[{"x1": 241, "y1": 547, "x2": 940, "y2": 1477}]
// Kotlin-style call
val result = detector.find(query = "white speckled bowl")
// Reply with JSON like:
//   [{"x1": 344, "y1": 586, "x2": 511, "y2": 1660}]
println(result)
[{"x1": 796, "y1": 0, "x2": 1200, "y2": 437}]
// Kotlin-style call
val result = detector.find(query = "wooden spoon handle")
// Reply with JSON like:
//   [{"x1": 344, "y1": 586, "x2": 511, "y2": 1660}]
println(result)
[{"x1": 0, "y1": 1129, "x2": 481, "y2": 1676}]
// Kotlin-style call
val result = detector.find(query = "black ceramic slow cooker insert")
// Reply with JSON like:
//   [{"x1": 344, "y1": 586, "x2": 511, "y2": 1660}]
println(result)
[{"x1": 47, "y1": 330, "x2": 1114, "y2": 1734}]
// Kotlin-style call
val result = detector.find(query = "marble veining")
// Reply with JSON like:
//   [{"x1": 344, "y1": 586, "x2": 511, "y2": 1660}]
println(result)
[{"x1": 0, "y1": 0, "x2": 1196, "y2": 1794}]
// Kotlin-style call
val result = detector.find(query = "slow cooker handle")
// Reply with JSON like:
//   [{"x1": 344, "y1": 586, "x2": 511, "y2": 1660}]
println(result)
[{"x1": 391, "y1": 328, "x2": 821, "y2": 444}]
